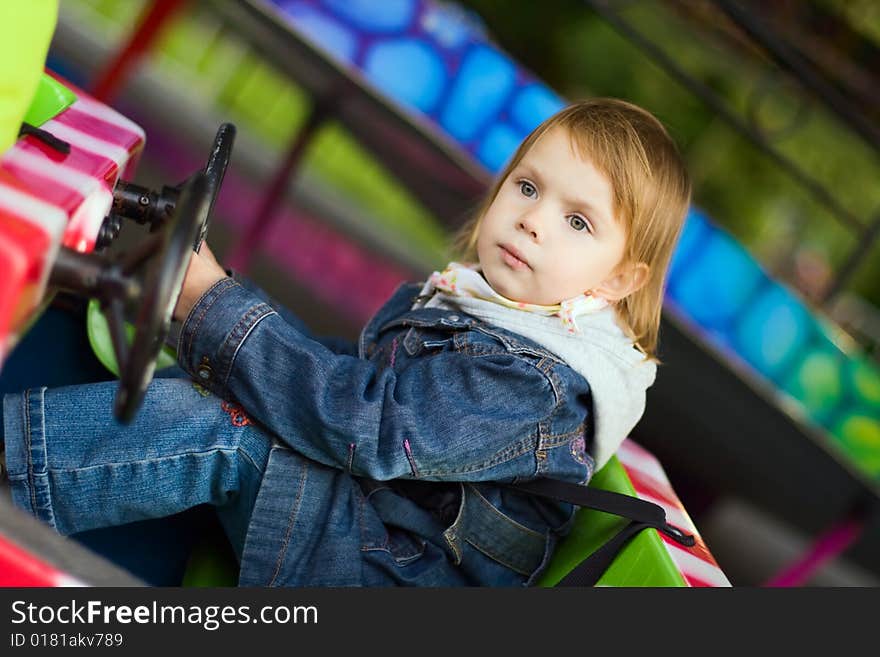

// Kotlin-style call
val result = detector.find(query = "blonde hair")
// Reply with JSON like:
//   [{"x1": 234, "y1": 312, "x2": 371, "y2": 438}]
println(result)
[{"x1": 452, "y1": 98, "x2": 691, "y2": 361}]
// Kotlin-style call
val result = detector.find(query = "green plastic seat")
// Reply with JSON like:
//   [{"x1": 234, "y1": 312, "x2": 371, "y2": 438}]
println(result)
[
  {"x1": 536, "y1": 455, "x2": 687, "y2": 587},
  {"x1": 86, "y1": 299, "x2": 177, "y2": 376}
]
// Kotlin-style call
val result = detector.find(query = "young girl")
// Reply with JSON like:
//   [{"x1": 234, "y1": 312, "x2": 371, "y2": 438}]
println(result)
[{"x1": 1, "y1": 98, "x2": 690, "y2": 586}]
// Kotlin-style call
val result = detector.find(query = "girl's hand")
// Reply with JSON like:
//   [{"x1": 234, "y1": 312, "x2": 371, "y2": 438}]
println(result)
[{"x1": 172, "y1": 242, "x2": 228, "y2": 322}]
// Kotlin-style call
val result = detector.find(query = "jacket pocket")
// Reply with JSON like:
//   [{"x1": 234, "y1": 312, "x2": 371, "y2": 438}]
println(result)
[
  {"x1": 443, "y1": 484, "x2": 548, "y2": 577},
  {"x1": 402, "y1": 326, "x2": 454, "y2": 356}
]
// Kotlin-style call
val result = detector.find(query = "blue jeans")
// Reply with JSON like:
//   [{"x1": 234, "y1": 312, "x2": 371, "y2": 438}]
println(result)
[{"x1": 3, "y1": 377, "x2": 273, "y2": 564}]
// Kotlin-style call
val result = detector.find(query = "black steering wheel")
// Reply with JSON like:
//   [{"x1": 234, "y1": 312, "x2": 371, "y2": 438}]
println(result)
[
  {"x1": 195, "y1": 122, "x2": 235, "y2": 252},
  {"x1": 53, "y1": 124, "x2": 236, "y2": 422},
  {"x1": 113, "y1": 173, "x2": 211, "y2": 422},
  {"x1": 115, "y1": 123, "x2": 235, "y2": 422}
]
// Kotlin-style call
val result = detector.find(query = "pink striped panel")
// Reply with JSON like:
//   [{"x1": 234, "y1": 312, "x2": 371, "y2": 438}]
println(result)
[
  {"x1": 618, "y1": 439, "x2": 731, "y2": 587},
  {"x1": 0, "y1": 77, "x2": 145, "y2": 366}
]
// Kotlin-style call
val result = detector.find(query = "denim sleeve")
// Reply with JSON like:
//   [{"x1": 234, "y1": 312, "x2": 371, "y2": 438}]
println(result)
[
  {"x1": 228, "y1": 270, "x2": 357, "y2": 356},
  {"x1": 177, "y1": 278, "x2": 561, "y2": 482}
]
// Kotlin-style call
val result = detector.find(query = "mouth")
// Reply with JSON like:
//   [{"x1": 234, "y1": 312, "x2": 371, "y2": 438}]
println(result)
[{"x1": 499, "y1": 244, "x2": 530, "y2": 270}]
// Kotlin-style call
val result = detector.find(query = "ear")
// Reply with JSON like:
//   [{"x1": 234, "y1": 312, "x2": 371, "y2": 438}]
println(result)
[{"x1": 592, "y1": 262, "x2": 650, "y2": 302}]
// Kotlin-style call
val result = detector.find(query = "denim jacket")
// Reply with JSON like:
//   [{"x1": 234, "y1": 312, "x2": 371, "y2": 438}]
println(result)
[{"x1": 176, "y1": 276, "x2": 597, "y2": 586}]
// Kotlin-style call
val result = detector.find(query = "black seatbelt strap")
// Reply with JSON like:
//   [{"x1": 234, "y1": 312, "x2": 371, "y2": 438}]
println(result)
[
  {"x1": 510, "y1": 478, "x2": 696, "y2": 586},
  {"x1": 19, "y1": 122, "x2": 71, "y2": 154}
]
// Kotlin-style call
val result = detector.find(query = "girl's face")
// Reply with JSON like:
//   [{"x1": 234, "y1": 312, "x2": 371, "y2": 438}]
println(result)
[{"x1": 476, "y1": 126, "x2": 630, "y2": 305}]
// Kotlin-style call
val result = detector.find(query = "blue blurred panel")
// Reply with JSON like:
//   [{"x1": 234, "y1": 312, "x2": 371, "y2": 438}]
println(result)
[
  {"x1": 281, "y1": 2, "x2": 358, "y2": 64},
  {"x1": 421, "y1": 3, "x2": 487, "y2": 50},
  {"x1": 510, "y1": 84, "x2": 566, "y2": 133},
  {"x1": 476, "y1": 122, "x2": 527, "y2": 172},
  {"x1": 733, "y1": 283, "x2": 813, "y2": 384},
  {"x1": 440, "y1": 45, "x2": 516, "y2": 142},
  {"x1": 321, "y1": 0, "x2": 415, "y2": 33},
  {"x1": 363, "y1": 39, "x2": 447, "y2": 113},
  {"x1": 669, "y1": 230, "x2": 765, "y2": 332},
  {"x1": 666, "y1": 208, "x2": 711, "y2": 297}
]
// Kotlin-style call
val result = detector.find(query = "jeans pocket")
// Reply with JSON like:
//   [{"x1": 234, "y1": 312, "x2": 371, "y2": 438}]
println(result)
[{"x1": 359, "y1": 487, "x2": 427, "y2": 565}]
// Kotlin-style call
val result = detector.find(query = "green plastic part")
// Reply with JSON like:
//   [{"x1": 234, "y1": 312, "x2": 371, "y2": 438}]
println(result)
[
  {"x1": 23, "y1": 73, "x2": 77, "y2": 127},
  {"x1": 181, "y1": 540, "x2": 238, "y2": 587},
  {"x1": 536, "y1": 455, "x2": 688, "y2": 587},
  {"x1": 86, "y1": 298, "x2": 177, "y2": 377}
]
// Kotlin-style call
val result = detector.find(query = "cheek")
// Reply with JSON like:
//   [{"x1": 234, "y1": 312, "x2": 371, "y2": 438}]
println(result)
[
  {"x1": 550, "y1": 248, "x2": 607, "y2": 291},
  {"x1": 476, "y1": 210, "x2": 502, "y2": 247},
  {"x1": 475, "y1": 227, "x2": 489, "y2": 257}
]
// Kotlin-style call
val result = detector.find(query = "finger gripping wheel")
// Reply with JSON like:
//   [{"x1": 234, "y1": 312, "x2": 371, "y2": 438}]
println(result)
[{"x1": 114, "y1": 172, "x2": 211, "y2": 422}]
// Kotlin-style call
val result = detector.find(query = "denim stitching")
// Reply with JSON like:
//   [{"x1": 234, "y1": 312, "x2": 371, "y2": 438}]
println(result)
[
  {"x1": 389, "y1": 336, "x2": 399, "y2": 368},
  {"x1": 179, "y1": 276, "x2": 235, "y2": 336},
  {"x1": 470, "y1": 324, "x2": 562, "y2": 363},
  {"x1": 180, "y1": 277, "x2": 237, "y2": 363},
  {"x1": 415, "y1": 439, "x2": 535, "y2": 477},
  {"x1": 227, "y1": 304, "x2": 272, "y2": 360},
  {"x1": 361, "y1": 538, "x2": 426, "y2": 564},
  {"x1": 214, "y1": 302, "x2": 274, "y2": 384},
  {"x1": 24, "y1": 389, "x2": 36, "y2": 514},
  {"x1": 180, "y1": 278, "x2": 238, "y2": 364},
  {"x1": 537, "y1": 360, "x2": 565, "y2": 449},
  {"x1": 46, "y1": 446, "x2": 263, "y2": 475},
  {"x1": 403, "y1": 439, "x2": 420, "y2": 478},
  {"x1": 215, "y1": 303, "x2": 266, "y2": 375},
  {"x1": 220, "y1": 305, "x2": 277, "y2": 385},
  {"x1": 541, "y1": 424, "x2": 587, "y2": 448},
  {"x1": 33, "y1": 387, "x2": 56, "y2": 529},
  {"x1": 442, "y1": 486, "x2": 466, "y2": 564},
  {"x1": 360, "y1": 282, "x2": 415, "y2": 357},
  {"x1": 461, "y1": 486, "x2": 546, "y2": 575},
  {"x1": 269, "y1": 458, "x2": 308, "y2": 586},
  {"x1": 347, "y1": 443, "x2": 355, "y2": 473},
  {"x1": 463, "y1": 537, "x2": 535, "y2": 576},
  {"x1": 469, "y1": 485, "x2": 543, "y2": 538}
]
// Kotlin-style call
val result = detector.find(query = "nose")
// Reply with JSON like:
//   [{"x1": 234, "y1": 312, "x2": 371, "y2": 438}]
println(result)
[{"x1": 517, "y1": 208, "x2": 545, "y2": 243}]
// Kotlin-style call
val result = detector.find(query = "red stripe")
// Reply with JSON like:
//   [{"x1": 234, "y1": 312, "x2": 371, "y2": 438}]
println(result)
[
  {"x1": 626, "y1": 471, "x2": 680, "y2": 510},
  {"x1": 683, "y1": 573, "x2": 714, "y2": 588},
  {"x1": 659, "y1": 530, "x2": 718, "y2": 565},
  {"x1": 2, "y1": 158, "x2": 86, "y2": 220},
  {"x1": 19, "y1": 138, "x2": 120, "y2": 188},
  {"x1": 0, "y1": 534, "x2": 69, "y2": 587},
  {"x1": 0, "y1": 232, "x2": 32, "y2": 344},
  {"x1": 60, "y1": 107, "x2": 143, "y2": 154},
  {"x1": 0, "y1": 211, "x2": 51, "y2": 281},
  {"x1": 628, "y1": 475, "x2": 724, "y2": 569},
  {"x1": 0, "y1": 208, "x2": 53, "y2": 347}
]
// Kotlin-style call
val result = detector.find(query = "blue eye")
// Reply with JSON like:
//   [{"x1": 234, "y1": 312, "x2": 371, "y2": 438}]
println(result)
[
  {"x1": 568, "y1": 215, "x2": 590, "y2": 232},
  {"x1": 519, "y1": 181, "x2": 537, "y2": 198}
]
